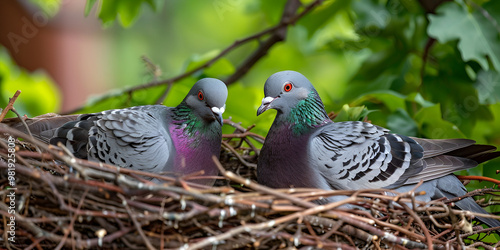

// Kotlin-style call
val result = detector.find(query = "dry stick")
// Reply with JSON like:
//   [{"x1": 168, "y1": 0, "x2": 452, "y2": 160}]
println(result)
[
  {"x1": 211, "y1": 156, "x2": 429, "y2": 249},
  {"x1": 118, "y1": 194, "x2": 155, "y2": 250},
  {"x1": 398, "y1": 202, "x2": 434, "y2": 250},
  {"x1": 0, "y1": 139, "x2": 225, "y2": 213},
  {"x1": 0, "y1": 202, "x2": 134, "y2": 248},
  {"x1": 0, "y1": 159, "x2": 223, "y2": 222},
  {"x1": 355, "y1": 209, "x2": 444, "y2": 246},
  {"x1": 457, "y1": 175, "x2": 500, "y2": 185},
  {"x1": 54, "y1": 188, "x2": 89, "y2": 250},
  {"x1": 0, "y1": 139, "x2": 34, "y2": 170},
  {"x1": 223, "y1": 119, "x2": 265, "y2": 141},
  {"x1": 0, "y1": 90, "x2": 38, "y2": 145},
  {"x1": 185, "y1": 193, "x2": 358, "y2": 249},
  {"x1": 0, "y1": 90, "x2": 21, "y2": 122},
  {"x1": 221, "y1": 140, "x2": 257, "y2": 168}
]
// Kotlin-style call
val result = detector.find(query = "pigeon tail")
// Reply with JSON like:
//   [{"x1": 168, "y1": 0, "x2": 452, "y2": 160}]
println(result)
[{"x1": 3, "y1": 114, "x2": 79, "y2": 143}]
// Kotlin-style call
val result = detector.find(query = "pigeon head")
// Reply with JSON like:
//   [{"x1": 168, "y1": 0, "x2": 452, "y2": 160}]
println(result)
[
  {"x1": 257, "y1": 71, "x2": 322, "y2": 114},
  {"x1": 184, "y1": 78, "x2": 228, "y2": 125},
  {"x1": 257, "y1": 71, "x2": 330, "y2": 135}
]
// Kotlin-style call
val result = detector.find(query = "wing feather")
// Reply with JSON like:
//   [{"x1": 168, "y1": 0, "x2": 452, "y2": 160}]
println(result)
[
  {"x1": 87, "y1": 106, "x2": 174, "y2": 173},
  {"x1": 310, "y1": 121, "x2": 426, "y2": 190}
]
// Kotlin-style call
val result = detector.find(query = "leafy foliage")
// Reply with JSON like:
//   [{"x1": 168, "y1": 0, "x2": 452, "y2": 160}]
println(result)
[
  {"x1": 0, "y1": 48, "x2": 60, "y2": 118},
  {"x1": 74, "y1": 0, "x2": 500, "y2": 166},
  {"x1": 85, "y1": 0, "x2": 163, "y2": 27},
  {"x1": 428, "y1": 0, "x2": 500, "y2": 71}
]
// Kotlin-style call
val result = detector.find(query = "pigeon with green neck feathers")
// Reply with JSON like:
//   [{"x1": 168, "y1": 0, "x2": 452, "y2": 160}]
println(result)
[
  {"x1": 257, "y1": 70, "x2": 500, "y2": 228},
  {"x1": 21, "y1": 78, "x2": 228, "y2": 185}
]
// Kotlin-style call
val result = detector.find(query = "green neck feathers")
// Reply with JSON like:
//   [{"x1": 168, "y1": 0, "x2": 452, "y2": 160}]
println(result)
[{"x1": 286, "y1": 92, "x2": 330, "y2": 135}]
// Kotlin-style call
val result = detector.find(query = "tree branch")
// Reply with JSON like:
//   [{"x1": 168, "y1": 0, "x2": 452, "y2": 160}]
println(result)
[{"x1": 64, "y1": 0, "x2": 323, "y2": 114}]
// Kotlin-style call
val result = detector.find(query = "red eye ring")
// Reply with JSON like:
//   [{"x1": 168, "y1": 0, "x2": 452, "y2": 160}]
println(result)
[
  {"x1": 283, "y1": 82, "x2": 293, "y2": 92},
  {"x1": 197, "y1": 90, "x2": 204, "y2": 100}
]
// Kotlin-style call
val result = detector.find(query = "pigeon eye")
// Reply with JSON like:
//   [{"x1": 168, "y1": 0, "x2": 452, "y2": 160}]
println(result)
[
  {"x1": 283, "y1": 82, "x2": 293, "y2": 92},
  {"x1": 197, "y1": 91, "x2": 204, "y2": 101}
]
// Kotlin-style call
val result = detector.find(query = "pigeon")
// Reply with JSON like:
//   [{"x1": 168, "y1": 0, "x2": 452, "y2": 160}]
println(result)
[
  {"x1": 12, "y1": 78, "x2": 228, "y2": 185},
  {"x1": 257, "y1": 70, "x2": 500, "y2": 228}
]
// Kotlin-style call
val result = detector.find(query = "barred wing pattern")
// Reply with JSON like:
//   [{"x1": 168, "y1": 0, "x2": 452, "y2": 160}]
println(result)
[
  {"x1": 310, "y1": 121, "x2": 425, "y2": 190},
  {"x1": 51, "y1": 105, "x2": 174, "y2": 173}
]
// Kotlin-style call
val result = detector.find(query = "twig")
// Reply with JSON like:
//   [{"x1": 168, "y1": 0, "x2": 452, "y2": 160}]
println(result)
[
  {"x1": 457, "y1": 175, "x2": 500, "y2": 185},
  {"x1": 2, "y1": 116, "x2": 499, "y2": 248},
  {"x1": 54, "y1": 188, "x2": 89, "y2": 250},
  {"x1": 221, "y1": 140, "x2": 257, "y2": 168},
  {"x1": 118, "y1": 194, "x2": 155, "y2": 250},
  {"x1": 0, "y1": 90, "x2": 21, "y2": 122}
]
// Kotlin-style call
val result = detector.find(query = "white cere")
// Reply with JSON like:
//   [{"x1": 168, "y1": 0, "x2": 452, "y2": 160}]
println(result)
[{"x1": 211, "y1": 105, "x2": 226, "y2": 114}]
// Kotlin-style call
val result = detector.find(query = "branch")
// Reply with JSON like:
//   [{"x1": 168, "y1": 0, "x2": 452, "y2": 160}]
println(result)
[
  {"x1": 457, "y1": 175, "x2": 500, "y2": 185},
  {"x1": 0, "y1": 90, "x2": 21, "y2": 122},
  {"x1": 64, "y1": 0, "x2": 323, "y2": 114}
]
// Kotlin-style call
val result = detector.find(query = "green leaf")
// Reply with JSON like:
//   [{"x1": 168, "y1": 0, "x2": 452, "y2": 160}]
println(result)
[
  {"x1": 475, "y1": 70, "x2": 500, "y2": 104},
  {"x1": 29, "y1": 0, "x2": 62, "y2": 17},
  {"x1": 118, "y1": 0, "x2": 144, "y2": 27},
  {"x1": 471, "y1": 103, "x2": 500, "y2": 144},
  {"x1": 333, "y1": 104, "x2": 373, "y2": 122},
  {"x1": 0, "y1": 47, "x2": 60, "y2": 118},
  {"x1": 428, "y1": 1, "x2": 500, "y2": 71},
  {"x1": 256, "y1": 0, "x2": 287, "y2": 25},
  {"x1": 406, "y1": 92, "x2": 435, "y2": 108},
  {"x1": 225, "y1": 83, "x2": 266, "y2": 135},
  {"x1": 84, "y1": 0, "x2": 98, "y2": 16},
  {"x1": 351, "y1": 0, "x2": 391, "y2": 30},
  {"x1": 98, "y1": 0, "x2": 120, "y2": 27},
  {"x1": 184, "y1": 50, "x2": 235, "y2": 76},
  {"x1": 343, "y1": 74, "x2": 397, "y2": 103},
  {"x1": 351, "y1": 90, "x2": 406, "y2": 112},
  {"x1": 92, "y1": 0, "x2": 161, "y2": 27},
  {"x1": 204, "y1": 58, "x2": 235, "y2": 77},
  {"x1": 144, "y1": 0, "x2": 163, "y2": 12},
  {"x1": 351, "y1": 49, "x2": 408, "y2": 82},
  {"x1": 414, "y1": 104, "x2": 465, "y2": 139},
  {"x1": 299, "y1": 0, "x2": 351, "y2": 38},
  {"x1": 386, "y1": 108, "x2": 418, "y2": 136}
]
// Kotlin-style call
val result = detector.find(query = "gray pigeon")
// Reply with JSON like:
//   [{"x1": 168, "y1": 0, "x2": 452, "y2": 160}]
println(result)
[
  {"x1": 17, "y1": 78, "x2": 228, "y2": 185},
  {"x1": 257, "y1": 70, "x2": 500, "y2": 228}
]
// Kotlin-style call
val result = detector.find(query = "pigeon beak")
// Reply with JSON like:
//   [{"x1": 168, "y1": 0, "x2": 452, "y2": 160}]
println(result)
[
  {"x1": 257, "y1": 96, "x2": 276, "y2": 116},
  {"x1": 211, "y1": 105, "x2": 225, "y2": 125}
]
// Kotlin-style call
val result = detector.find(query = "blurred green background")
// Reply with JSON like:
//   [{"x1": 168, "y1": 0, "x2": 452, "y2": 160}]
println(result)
[{"x1": 0, "y1": 0, "x2": 499, "y2": 191}]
